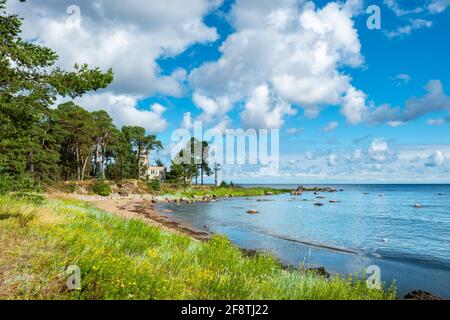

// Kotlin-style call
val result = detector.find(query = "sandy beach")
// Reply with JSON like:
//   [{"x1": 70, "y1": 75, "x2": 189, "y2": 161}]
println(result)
[{"x1": 91, "y1": 196, "x2": 211, "y2": 241}]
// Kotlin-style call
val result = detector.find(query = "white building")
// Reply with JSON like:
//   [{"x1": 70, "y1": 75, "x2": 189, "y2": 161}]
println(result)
[{"x1": 146, "y1": 166, "x2": 166, "y2": 180}]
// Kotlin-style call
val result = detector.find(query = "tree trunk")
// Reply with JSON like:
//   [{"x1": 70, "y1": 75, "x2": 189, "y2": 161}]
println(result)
[
  {"x1": 76, "y1": 143, "x2": 81, "y2": 181},
  {"x1": 101, "y1": 142, "x2": 106, "y2": 180},
  {"x1": 201, "y1": 165, "x2": 204, "y2": 185},
  {"x1": 81, "y1": 156, "x2": 89, "y2": 181},
  {"x1": 137, "y1": 145, "x2": 141, "y2": 180}
]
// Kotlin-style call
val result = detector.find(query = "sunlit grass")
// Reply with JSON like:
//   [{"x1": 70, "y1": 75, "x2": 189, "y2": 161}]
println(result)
[{"x1": 0, "y1": 195, "x2": 396, "y2": 300}]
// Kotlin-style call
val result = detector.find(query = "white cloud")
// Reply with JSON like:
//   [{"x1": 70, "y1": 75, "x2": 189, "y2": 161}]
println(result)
[
  {"x1": 368, "y1": 138, "x2": 391, "y2": 162},
  {"x1": 427, "y1": 0, "x2": 450, "y2": 13},
  {"x1": 367, "y1": 80, "x2": 450, "y2": 125},
  {"x1": 209, "y1": 116, "x2": 232, "y2": 135},
  {"x1": 327, "y1": 153, "x2": 338, "y2": 166},
  {"x1": 425, "y1": 150, "x2": 445, "y2": 167},
  {"x1": 321, "y1": 121, "x2": 339, "y2": 133},
  {"x1": 181, "y1": 112, "x2": 194, "y2": 130},
  {"x1": 286, "y1": 127, "x2": 303, "y2": 135},
  {"x1": 341, "y1": 87, "x2": 368, "y2": 124},
  {"x1": 240, "y1": 85, "x2": 295, "y2": 129},
  {"x1": 192, "y1": 93, "x2": 232, "y2": 123},
  {"x1": 402, "y1": 80, "x2": 450, "y2": 121},
  {"x1": 427, "y1": 118, "x2": 446, "y2": 126},
  {"x1": 392, "y1": 73, "x2": 411, "y2": 86},
  {"x1": 351, "y1": 149, "x2": 363, "y2": 162},
  {"x1": 74, "y1": 93, "x2": 168, "y2": 132},
  {"x1": 383, "y1": 0, "x2": 423, "y2": 16},
  {"x1": 7, "y1": 0, "x2": 221, "y2": 128},
  {"x1": 189, "y1": 0, "x2": 366, "y2": 127},
  {"x1": 305, "y1": 151, "x2": 314, "y2": 160},
  {"x1": 385, "y1": 19, "x2": 433, "y2": 39}
]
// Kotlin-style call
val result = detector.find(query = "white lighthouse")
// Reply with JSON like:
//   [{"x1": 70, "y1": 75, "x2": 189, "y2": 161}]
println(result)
[{"x1": 214, "y1": 163, "x2": 222, "y2": 187}]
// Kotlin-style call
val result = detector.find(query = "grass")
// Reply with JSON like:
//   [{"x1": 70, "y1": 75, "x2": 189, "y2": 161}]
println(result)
[
  {"x1": 0, "y1": 195, "x2": 396, "y2": 300},
  {"x1": 160, "y1": 184, "x2": 290, "y2": 199}
]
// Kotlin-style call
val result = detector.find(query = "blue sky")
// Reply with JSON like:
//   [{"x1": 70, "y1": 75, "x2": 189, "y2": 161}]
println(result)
[{"x1": 8, "y1": 0, "x2": 450, "y2": 183}]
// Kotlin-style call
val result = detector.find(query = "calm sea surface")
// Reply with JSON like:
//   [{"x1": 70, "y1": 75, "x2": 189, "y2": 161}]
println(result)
[{"x1": 159, "y1": 184, "x2": 450, "y2": 298}]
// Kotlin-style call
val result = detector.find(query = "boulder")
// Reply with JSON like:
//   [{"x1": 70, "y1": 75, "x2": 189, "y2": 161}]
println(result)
[
  {"x1": 314, "y1": 202, "x2": 324, "y2": 207},
  {"x1": 308, "y1": 267, "x2": 330, "y2": 278},
  {"x1": 403, "y1": 290, "x2": 442, "y2": 300}
]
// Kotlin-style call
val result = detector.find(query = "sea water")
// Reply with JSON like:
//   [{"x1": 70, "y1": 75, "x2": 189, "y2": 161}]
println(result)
[{"x1": 160, "y1": 184, "x2": 450, "y2": 298}]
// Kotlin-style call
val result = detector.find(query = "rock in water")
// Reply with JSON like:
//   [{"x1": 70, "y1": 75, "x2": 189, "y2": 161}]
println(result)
[
  {"x1": 314, "y1": 202, "x2": 324, "y2": 207},
  {"x1": 403, "y1": 290, "x2": 442, "y2": 300},
  {"x1": 246, "y1": 209, "x2": 258, "y2": 214},
  {"x1": 308, "y1": 267, "x2": 330, "y2": 279}
]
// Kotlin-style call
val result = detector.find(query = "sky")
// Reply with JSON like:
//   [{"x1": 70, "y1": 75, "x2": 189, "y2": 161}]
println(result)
[{"x1": 7, "y1": 0, "x2": 450, "y2": 183}]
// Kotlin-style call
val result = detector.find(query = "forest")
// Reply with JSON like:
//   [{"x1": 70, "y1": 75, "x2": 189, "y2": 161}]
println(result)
[{"x1": 0, "y1": 0, "x2": 212, "y2": 193}]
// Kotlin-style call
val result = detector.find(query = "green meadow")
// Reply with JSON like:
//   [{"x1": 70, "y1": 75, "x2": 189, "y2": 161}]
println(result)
[{"x1": 0, "y1": 195, "x2": 396, "y2": 300}]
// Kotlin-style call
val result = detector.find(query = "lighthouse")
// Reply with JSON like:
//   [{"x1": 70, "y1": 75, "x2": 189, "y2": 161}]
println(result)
[{"x1": 214, "y1": 163, "x2": 221, "y2": 187}]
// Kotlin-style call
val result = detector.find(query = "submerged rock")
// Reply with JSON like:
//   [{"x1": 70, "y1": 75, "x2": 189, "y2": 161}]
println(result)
[
  {"x1": 403, "y1": 290, "x2": 443, "y2": 300},
  {"x1": 314, "y1": 202, "x2": 324, "y2": 207}
]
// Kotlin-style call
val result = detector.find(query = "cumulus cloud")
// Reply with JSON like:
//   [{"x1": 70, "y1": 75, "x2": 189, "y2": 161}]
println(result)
[
  {"x1": 425, "y1": 150, "x2": 446, "y2": 167},
  {"x1": 321, "y1": 121, "x2": 339, "y2": 133},
  {"x1": 368, "y1": 138, "x2": 391, "y2": 162},
  {"x1": 74, "y1": 93, "x2": 168, "y2": 132},
  {"x1": 240, "y1": 85, "x2": 296, "y2": 129},
  {"x1": 7, "y1": 0, "x2": 222, "y2": 129},
  {"x1": 341, "y1": 87, "x2": 368, "y2": 124},
  {"x1": 189, "y1": 0, "x2": 366, "y2": 128}
]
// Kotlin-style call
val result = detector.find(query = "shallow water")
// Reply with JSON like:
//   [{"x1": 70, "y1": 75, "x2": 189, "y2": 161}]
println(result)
[{"x1": 160, "y1": 184, "x2": 450, "y2": 298}]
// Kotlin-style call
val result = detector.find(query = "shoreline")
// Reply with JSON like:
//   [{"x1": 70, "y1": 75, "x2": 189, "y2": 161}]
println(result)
[
  {"x1": 53, "y1": 192, "x2": 445, "y2": 300},
  {"x1": 90, "y1": 196, "x2": 212, "y2": 241}
]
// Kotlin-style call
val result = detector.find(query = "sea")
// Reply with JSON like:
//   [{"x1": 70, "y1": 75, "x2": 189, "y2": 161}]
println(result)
[{"x1": 159, "y1": 184, "x2": 450, "y2": 298}]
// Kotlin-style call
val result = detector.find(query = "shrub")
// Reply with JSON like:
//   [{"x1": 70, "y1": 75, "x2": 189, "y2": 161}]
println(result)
[
  {"x1": 0, "y1": 171, "x2": 35, "y2": 194},
  {"x1": 148, "y1": 178, "x2": 161, "y2": 192},
  {"x1": 11, "y1": 193, "x2": 46, "y2": 205},
  {"x1": 61, "y1": 183, "x2": 77, "y2": 193},
  {"x1": 90, "y1": 181, "x2": 111, "y2": 196},
  {"x1": 220, "y1": 181, "x2": 228, "y2": 188}
]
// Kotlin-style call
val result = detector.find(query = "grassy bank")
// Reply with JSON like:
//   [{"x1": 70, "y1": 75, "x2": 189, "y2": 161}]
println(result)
[
  {"x1": 160, "y1": 184, "x2": 290, "y2": 198},
  {"x1": 52, "y1": 180, "x2": 291, "y2": 200},
  {"x1": 0, "y1": 195, "x2": 395, "y2": 300}
]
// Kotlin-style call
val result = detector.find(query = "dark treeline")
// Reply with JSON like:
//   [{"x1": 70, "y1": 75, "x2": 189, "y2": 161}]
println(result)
[{"x1": 0, "y1": 0, "x2": 165, "y2": 192}]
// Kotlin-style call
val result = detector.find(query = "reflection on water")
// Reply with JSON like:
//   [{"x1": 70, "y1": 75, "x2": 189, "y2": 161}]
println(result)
[{"x1": 159, "y1": 184, "x2": 450, "y2": 298}]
